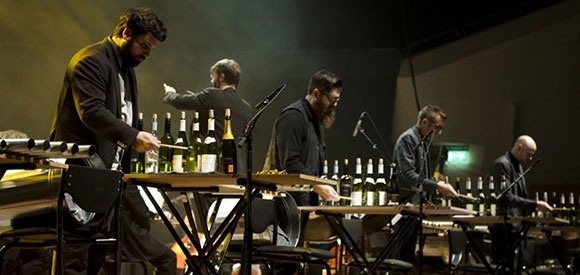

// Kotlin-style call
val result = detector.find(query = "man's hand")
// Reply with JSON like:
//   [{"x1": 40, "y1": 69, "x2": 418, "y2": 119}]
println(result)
[
  {"x1": 436, "y1": 181, "x2": 458, "y2": 197},
  {"x1": 313, "y1": 185, "x2": 340, "y2": 202},
  {"x1": 134, "y1": 131, "x2": 161, "y2": 153},
  {"x1": 163, "y1": 83, "x2": 176, "y2": 95},
  {"x1": 536, "y1": 200, "x2": 553, "y2": 212}
]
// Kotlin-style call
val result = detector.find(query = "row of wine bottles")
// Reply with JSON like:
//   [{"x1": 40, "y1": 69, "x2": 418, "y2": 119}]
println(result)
[
  {"x1": 130, "y1": 109, "x2": 237, "y2": 174},
  {"x1": 435, "y1": 176, "x2": 501, "y2": 216},
  {"x1": 323, "y1": 158, "x2": 400, "y2": 207},
  {"x1": 532, "y1": 191, "x2": 579, "y2": 225},
  {"x1": 434, "y1": 176, "x2": 579, "y2": 225}
]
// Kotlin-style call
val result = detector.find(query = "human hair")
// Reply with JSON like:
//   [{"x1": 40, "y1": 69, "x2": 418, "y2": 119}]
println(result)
[
  {"x1": 307, "y1": 70, "x2": 343, "y2": 95},
  {"x1": 210, "y1": 59, "x2": 241, "y2": 86},
  {"x1": 417, "y1": 105, "x2": 447, "y2": 125},
  {"x1": 113, "y1": 8, "x2": 167, "y2": 42}
]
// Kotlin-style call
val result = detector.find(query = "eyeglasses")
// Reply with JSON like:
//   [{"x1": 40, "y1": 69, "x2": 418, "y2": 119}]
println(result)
[
  {"x1": 323, "y1": 93, "x2": 341, "y2": 104},
  {"x1": 135, "y1": 38, "x2": 153, "y2": 52},
  {"x1": 427, "y1": 118, "x2": 444, "y2": 131}
]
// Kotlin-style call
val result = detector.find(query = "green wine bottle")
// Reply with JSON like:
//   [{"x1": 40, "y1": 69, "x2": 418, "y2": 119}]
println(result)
[
  {"x1": 159, "y1": 112, "x2": 174, "y2": 172},
  {"x1": 351, "y1": 158, "x2": 363, "y2": 206},
  {"x1": 173, "y1": 111, "x2": 189, "y2": 173},
  {"x1": 375, "y1": 158, "x2": 387, "y2": 206},
  {"x1": 144, "y1": 113, "x2": 159, "y2": 173},
  {"x1": 365, "y1": 159, "x2": 376, "y2": 206},
  {"x1": 188, "y1": 111, "x2": 201, "y2": 172},
  {"x1": 200, "y1": 109, "x2": 219, "y2": 173},
  {"x1": 339, "y1": 159, "x2": 352, "y2": 206}
]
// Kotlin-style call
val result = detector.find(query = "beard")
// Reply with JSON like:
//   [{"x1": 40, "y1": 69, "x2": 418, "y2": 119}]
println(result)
[
  {"x1": 120, "y1": 41, "x2": 143, "y2": 68},
  {"x1": 212, "y1": 78, "x2": 221, "y2": 88},
  {"x1": 313, "y1": 97, "x2": 337, "y2": 129}
]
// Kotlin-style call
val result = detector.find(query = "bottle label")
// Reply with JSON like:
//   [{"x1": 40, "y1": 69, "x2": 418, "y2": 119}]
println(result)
[
  {"x1": 194, "y1": 122, "x2": 199, "y2": 131},
  {"x1": 152, "y1": 121, "x2": 158, "y2": 132},
  {"x1": 180, "y1": 120, "x2": 186, "y2": 131},
  {"x1": 491, "y1": 204, "x2": 496, "y2": 216},
  {"x1": 175, "y1": 138, "x2": 183, "y2": 144},
  {"x1": 466, "y1": 203, "x2": 473, "y2": 211},
  {"x1": 145, "y1": 151, "x2": 159, "y2": 173},
  {"x1": 479, "y1": 204, "x2": 485, "y2": 213},
  {"x1": 209, "y1": 119, "x2": 215, "y2": 131},
  {"x1": 339, "y1": 184, "x2": 351, "y2": 198},
  {"x1": 197, "y1": 155, "x2": 202, "y2": 171},
  {"x1": 378, "y1": 191, "x2": 387, "y2": 206},
  {"x1": 200, "y1": 154, "x2": 217, "y2": 172},
  {"x1": 366, "y1": 192, "x2": 375, "y2": 206},
  {"x1": 173, "y1": 154, "x2": 183, "y2": 173},
  {"x1": 221, "y1": 157, "x2": 235, "y2": 174},
  {"x1": 352, "y1": 191, "x2": 362, "y2": 206}
]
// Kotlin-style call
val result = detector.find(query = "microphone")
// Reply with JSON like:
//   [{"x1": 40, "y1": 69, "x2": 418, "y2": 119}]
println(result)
[
  {"x1": 352, "y1": 112, "x2": 365, "y2": 137},
  {"x1": 529, "y1": 158, "x2": 541, "y2": 169},
  {"x1": 411, "y1": 130, "x2": 433, "y2": 153},
  {"x1": 254, "y1": 84, "x2": 286, "y2": 110}
]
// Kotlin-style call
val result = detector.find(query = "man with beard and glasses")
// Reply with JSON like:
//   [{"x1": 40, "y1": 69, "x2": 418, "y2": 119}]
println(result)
[
  {"x1": 263, "y1": 70, "x2": 342, "y2": 249},
  {"x1": 46, "y1": 8, "x2": 176, "y2": 275},
  {"x1": 162, "y1": 59, "x2": 254, "y2": 172}
]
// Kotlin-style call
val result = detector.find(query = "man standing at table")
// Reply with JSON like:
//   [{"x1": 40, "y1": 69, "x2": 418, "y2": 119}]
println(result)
[
  {"x1": 490, "y1": 135, "x2": 552, "y2": 273},
  {"x1": 49, "y1": 8, "x2": 175, "y2": 274},
  {"x1": 392, "y1": 105, "x2": 458, "y2": 264},
  {"x1": 263, "y1": 69, "x2": 341, "y2": 235}
]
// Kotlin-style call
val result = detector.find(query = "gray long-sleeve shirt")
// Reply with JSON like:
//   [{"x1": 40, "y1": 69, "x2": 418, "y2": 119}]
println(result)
[{"x1": 393, "y1": 125, "x2": 437, "y2": 204}]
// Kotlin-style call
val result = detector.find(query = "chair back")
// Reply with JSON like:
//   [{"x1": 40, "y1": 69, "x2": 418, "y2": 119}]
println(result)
[
  {"x1": 273, "y1": 192, "x2": 300, "y2": 246},
  {"x1": 448, "y1": 229, "x2": 467, "y2": 267}
]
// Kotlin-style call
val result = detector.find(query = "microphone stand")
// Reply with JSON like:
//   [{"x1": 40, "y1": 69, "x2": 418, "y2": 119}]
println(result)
[
  {"x1": 353, "y1": 111, "x2": 393, "y2": 163},
  {"x1": 238, "y1": 84, "x2": 286, "y2": 275},
  {"x1": 495, "y1": 159, "x2": 540, "y2": 273},
  {"x1": 357, "y1": 125, "x2": 390, "y2": 163},
  {"x1": 414, "y1": 131, "x2": 435, "y2": 275}
]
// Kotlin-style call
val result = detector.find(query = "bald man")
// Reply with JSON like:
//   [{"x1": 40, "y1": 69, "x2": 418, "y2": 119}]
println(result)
[{"x1": 490, "y1": 135, "x2": 552, "y2": 272}]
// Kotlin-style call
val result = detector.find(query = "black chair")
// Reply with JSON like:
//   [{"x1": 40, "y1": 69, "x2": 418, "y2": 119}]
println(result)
[
  {"x1": 0, "y1": 164, "x2": 123, "y2": 275},
  {"x1": 346, "y1": 218, "x2": 413, "y2": 274},
  {"x1": 226, "y1": 192, "x2": 334, "y2": 274},
  {"x1": 448, "y1": 229, "x2": 494, "y2": 274}
]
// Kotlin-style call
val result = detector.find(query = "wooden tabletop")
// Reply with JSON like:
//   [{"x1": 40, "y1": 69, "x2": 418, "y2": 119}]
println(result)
[
  {"x1": 124, "y1": 173, "x2": 337, "y2": 189},
  {"x1": 426, "y1": 216, "x2": 570, "y2": 225},
  {"x1": 298, "y1": 205, "x2": 477, "y2": 216}
]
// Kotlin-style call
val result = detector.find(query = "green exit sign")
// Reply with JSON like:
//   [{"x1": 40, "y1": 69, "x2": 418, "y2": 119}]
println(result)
[{"x1": 447, "y1": 150, "x2": 470, "y2": 165}]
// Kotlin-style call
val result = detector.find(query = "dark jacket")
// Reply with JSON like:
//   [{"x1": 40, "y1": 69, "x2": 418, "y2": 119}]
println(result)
[
  {"x1": 493, "y1": 151, "x2": 537, "y2": 216},
  {"x1": 393, "y1": 125, "x2": 437, "y2": 204},
  {"x1": 263, "y1": 99, "x2": 325, "y2": 176},
  {"x1": 50, "y1": 37, "x2": 139, "y2": 170},
  {"x1": 263, "y1": 99, "x2": 325, "y2": 206},
  {"x1": 164, "y1": 87, "x2": 255, "y2": 171},
  {"x1": 50, "y1": 37, "x2": 150, "y2": 229}
]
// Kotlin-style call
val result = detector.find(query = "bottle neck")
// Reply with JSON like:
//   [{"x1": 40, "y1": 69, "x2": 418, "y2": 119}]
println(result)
[
  {"x1": 355, "y1": 164, "x2": 362, "y2": 175},
  {"x1": 223, "y1": 116, "x2": 234, "y2": 139},
  {"x1": 207, "y1": 117, "x2": 215, "y2": 134},
  {"x1": 342, "y1": 163, "x2": 349, "y2": 176},
  {"x1": 366, "y1": 164, "x2": 373, "y2": 175},
  {"x1": 164, "y1": 119, "x2": 171, "y2": 135},
  {"x1": 179, "y1": 119, "x2": 186, "y2": 132},
  {"x1": 151, "y1": 121, "x2": 158, "y2": 135}
]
